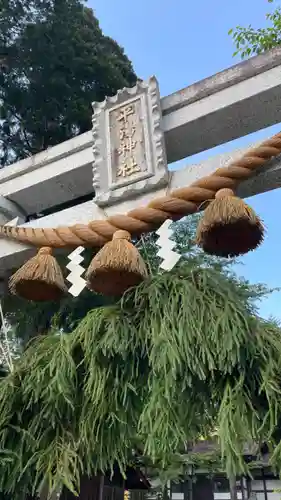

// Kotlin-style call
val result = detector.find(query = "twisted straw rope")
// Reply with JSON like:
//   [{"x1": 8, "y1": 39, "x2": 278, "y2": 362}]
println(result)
[{"x1": 1, "y1": 133, "x2": 281, "y2": 249}]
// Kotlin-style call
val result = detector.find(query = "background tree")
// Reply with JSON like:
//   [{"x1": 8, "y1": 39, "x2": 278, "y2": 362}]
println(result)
[
  {"x1": 0, "y1": 0, "x2": 137, "y2": 165},
  {"x1": 229, "y1": 0, "x2": 281, "y2": 58}
]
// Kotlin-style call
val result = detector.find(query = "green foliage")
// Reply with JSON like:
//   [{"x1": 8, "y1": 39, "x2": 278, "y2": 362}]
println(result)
[
  {"x1": 229, "y1": 1, "x2": 281, "y2": 58},
  {"x1": 0, "y1": 0, "x2": 137, "y2": 165},
  {"x1": 0, "y1": 264, "x2": 281, "y2": 497}
]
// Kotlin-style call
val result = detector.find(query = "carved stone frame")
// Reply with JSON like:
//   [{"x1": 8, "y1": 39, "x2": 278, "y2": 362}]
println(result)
[{"x1": 92, "y1": 76, "x2": 168, "y2": 207}]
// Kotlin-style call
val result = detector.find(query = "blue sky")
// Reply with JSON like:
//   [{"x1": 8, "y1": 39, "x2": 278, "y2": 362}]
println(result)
[{"x1": 89, "y1": 0, "x2": 281, "y2": 318}]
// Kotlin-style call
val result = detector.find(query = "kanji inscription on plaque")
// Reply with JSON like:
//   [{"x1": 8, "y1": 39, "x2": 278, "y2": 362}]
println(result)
[
  {"x1": 92, "y1": 77, "x2": 168, "y2": 207},
  {"x1": 115, "y1": 103, "x2": 141, "y2": 179}
]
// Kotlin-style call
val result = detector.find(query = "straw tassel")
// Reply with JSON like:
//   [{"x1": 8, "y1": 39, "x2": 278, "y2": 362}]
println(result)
[
  {"x1": 86, "y1": 230, "x2": 148, "y2": 296},
  {"x1": 196, "y1": 188, "x2": 264, "y2": 257},
  {"x1": 9, "y1": 247, "x2": 67, "y2": 301}
]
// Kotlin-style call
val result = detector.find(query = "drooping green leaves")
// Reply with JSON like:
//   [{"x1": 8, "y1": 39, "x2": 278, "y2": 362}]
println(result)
[{"x1": 0, "y1": 265, "x2": 281, "y2": 497}]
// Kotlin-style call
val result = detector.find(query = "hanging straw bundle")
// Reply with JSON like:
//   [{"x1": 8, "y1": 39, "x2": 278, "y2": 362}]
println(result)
[
  {"x1": 86, "y1": 230, "x2": 148, "y2": 296},
  {"x1": 196, "y1": 188, "x2": 264, "y2": 257},
  {"x1": 9, "y1": 247, "x2": 67, "y2": 302}
]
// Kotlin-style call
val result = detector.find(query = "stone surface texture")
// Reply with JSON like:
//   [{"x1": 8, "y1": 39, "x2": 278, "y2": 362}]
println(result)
[{"x1": 92, "y1": 76, "x2": 168, "y2": 206}]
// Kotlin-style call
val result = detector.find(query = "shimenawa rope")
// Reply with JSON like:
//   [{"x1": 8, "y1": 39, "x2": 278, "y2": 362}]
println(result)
[{"x1": 1, "y1": 133, "x2": 281, "y2": 249}]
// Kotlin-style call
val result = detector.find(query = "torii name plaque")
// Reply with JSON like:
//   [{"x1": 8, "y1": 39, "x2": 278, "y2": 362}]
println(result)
[{"x1": 92, "y1": 76, "x2": 168, "y2": 207}]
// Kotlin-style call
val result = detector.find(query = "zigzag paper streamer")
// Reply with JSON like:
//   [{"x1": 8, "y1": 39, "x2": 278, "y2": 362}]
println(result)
[
  {"x1": 4, "y1": 217, "x2": 20, "y2": 227},
  {"x1": 66, "y1": 246, "x2": 86, "y2": 297},
  {"x1": 156, "y1": 219, "x2": 181, "y2": 271}
]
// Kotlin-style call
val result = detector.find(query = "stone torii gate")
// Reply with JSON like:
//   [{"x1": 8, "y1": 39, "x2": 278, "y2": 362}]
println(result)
[{"x1": 1, "y1": 47, "x2": 281, "y2": 291}]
